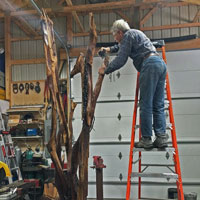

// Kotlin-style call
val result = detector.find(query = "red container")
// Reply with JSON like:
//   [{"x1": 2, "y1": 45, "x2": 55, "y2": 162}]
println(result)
[{"x1": 24, "y1": 179, "x2": 40, "y2": 187}]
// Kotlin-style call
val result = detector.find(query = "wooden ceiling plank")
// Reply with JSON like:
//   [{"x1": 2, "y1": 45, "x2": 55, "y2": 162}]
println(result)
[
  {"x1": 11, "y1": 1, "x2": 135, "y2": 16},
  {"x1": 180, "y1": 0, "x2": 200, "y2": 5},
  {"x1": 11, "y1": 36, "x2": 42, "y2": 42},
  {"x1": 164, "y1": 38, "x2": 200, "y2": 51},
  {"x1": 140, "y1": 2, "x2": 189, "y2": 10},
  {"x1": 114, "y1": 10, "x2": 131, "y2": 24},
  {"x1": 9, "y1": 1, "x2": 191, "y2": 17},
  {"x1": 140, "y1": 6, "x2": 158, "y2": 27},
  {"x1": 141, "y1": 22, "x2": 200, "y2": 31},
  {"x1": 11, "y1": 58, "x2": 46, "y2": 65},
  {"x1": 193, "y1": 9, "x2": 200, "y2": 23},
  {"x1": 58, "y1": 0, "x2": 65, "y2": 5},
  {"x1": 65, "y1": 0, "x2": 85, "y2": 32},
  {"x1": 73, "y1": 30, "x2": 111, "y2": 37}
]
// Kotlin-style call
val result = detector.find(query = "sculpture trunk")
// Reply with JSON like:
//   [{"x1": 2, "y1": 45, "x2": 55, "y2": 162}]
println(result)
[{"x1": 41, "y1": 10, "x2": 108, "y2": 200}]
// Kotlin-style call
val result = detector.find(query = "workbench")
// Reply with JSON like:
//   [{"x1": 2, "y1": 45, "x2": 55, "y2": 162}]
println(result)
[{"x1": 0, "y1": 180, "x2": 35, "y2": 199}]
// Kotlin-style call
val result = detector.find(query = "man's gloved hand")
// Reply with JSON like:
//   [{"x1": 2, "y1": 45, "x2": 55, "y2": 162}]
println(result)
[{"x1": 98, "y1": 47, "x2": 110, "y2": 58}]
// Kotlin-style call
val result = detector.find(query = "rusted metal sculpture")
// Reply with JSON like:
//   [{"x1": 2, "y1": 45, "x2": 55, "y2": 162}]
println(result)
[{"x1": 41, "y1": 10, "x2": 108, "y2": 200}]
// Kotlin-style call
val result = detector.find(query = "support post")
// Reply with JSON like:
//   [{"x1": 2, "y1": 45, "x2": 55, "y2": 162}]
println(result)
[
  {"x1": 4, "y1": 13, "x2": 11, "y2": 101},
  {"x1": 91, "y1": 156, "x2": 106, "y2": 200}
]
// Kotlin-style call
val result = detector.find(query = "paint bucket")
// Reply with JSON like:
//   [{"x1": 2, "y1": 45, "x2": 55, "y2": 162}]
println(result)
[
  {"x1": 168, "y1": 188, "x2": 178, "y2": 199},
  {"x1": 184, "y1": 192, "x2": 197, "y2": 200}
]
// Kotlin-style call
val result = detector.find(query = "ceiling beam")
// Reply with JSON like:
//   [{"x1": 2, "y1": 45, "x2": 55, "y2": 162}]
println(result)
[
  {"x1": 8, "y1": 1, "x2": 191, "y2": 18},
  {"x1": 141, "y1": 22, "x2": 200, "y2": 31},
  {"x1": 11, "y1": 58, "x2": 45, "y2": 65},
  {"x1": 140, "y1": 6, "x2": 158, "y2": 27},
  {"x1": 11, "y1": 1, "x2": 136, "y2": 16},
  {"x1": 71, "y1": 22, "x2": 200, "y2": 37},
  {"x1": 65, "y1": 0, "x2": 85, "y2": 32},
  {"x1": 140, "y1": 1, "x2": 189, "y2": 9},
  {"x1": 114, "y1": 10, "x2": 131, "y2": 25},
  {"x1": 58, "y1": 0, "x2": 65, "y2": 5},
  {"x1": 73, "y1": 31, "x2": 111, "y2": 37},
  {"x1": 193, "y1": 9, "x2": 200, "y2": 23},
  {"x1": 164, "y1": 38, "x2": 200, "y2": 51},
  {"x1": 180, "y1": 0, "x2": 200, "y2": 5}
]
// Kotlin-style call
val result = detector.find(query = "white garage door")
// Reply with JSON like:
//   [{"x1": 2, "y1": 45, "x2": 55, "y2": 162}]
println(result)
[{"x1": 71, "y1": 49, "x2": 200, "y2": 199}]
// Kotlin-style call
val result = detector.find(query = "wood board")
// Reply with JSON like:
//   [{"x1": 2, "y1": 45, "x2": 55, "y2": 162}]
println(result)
[{"x1": 11, "y1": 80, "x2": 45, "y2": 106}]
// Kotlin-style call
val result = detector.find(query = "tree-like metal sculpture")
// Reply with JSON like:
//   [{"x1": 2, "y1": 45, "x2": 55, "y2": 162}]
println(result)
[{"x1": 41, "y1": 10, "x2": 108, "y2": 200}]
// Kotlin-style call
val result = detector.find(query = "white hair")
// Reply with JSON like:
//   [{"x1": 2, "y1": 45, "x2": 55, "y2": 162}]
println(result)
[{"x1": 111, "y1": 19, "x2": 130, "y2": 34}]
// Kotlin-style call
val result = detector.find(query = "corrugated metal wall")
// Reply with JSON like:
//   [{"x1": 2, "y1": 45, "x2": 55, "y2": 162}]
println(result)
[
  {"x1": 142, "y1": 5, "x2": 200, "y2": 39},
  {"x1": 10, "y1": 0, "x2": 67, "y2": 81}
]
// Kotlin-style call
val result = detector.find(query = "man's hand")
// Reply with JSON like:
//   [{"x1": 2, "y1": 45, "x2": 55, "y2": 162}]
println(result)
[
  {"x1": 98, "y1": 47, "x2": 110, "y2": 53},
  {"x1": 98, "y1": 47, "x2": 110, "y2": 58}
]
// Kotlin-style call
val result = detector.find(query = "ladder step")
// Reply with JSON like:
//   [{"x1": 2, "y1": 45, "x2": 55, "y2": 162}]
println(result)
[
  {"x1": 130, "y1": 197, "x2": 172, "y2": 200},
  {"x1": 8, "y1": 155, "x2": 16, "y2": 158},
  {"x1": 135, "y1": 123, "x2": 172, "y2": 130},
  {"x1": 130, "y1": 198, "x2": 174, "y2": 200},
  {"x1": 133, "y1": 147, "x2": 175, "y2": 152},
  {"x1": 10, "y1": 167, "x2": 19, "y2": 171},
  {"x1": 131, "y1": 172, "x2": 178, "y2": 179},
  {"x1": 141, "y1": 163, "x2": 174, "y2": 167}
]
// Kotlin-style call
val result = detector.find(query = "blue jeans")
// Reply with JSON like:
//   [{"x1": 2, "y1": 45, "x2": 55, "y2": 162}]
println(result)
[{"x1": 139, "y1": 56, "x2": 167, "y2": 137}]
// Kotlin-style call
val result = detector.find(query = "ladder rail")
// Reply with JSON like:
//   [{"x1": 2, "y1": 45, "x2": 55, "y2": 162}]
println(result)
[
  {"x1": 138, "y1": 119, "x2": 142, "y2": 199},
  {"x1": 126, "y1": 72, "x2": 140, "y2": 200},
  {"x1": 162, "y1": 46, "x2": 184, "y2": 200},
  {"x1": 0, "y1": 131, "x2": 23, "y2": 183}
]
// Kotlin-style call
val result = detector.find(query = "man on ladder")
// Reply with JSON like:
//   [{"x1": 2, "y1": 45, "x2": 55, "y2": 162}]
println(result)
[
  {"x1": 98, "y1": 19, "x2": 168, "y2": 149},
  {"x1": 98, "y1": 19, "x2": 184, "y2": 200}
]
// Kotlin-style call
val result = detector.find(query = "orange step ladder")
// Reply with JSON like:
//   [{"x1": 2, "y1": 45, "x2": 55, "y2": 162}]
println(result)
[{"x1": 126, "y1": 40, "x2": 184, "y2": 200}]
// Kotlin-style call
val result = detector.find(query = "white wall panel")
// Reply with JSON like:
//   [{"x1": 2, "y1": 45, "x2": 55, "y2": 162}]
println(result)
[{"x1": 166, "y1": 49, "x2": 200, "y2": 98}]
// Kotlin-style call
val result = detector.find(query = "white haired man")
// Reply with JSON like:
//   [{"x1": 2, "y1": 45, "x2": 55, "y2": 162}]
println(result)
[{"x1": 98, "y1": 19, "x2": 168, "y2": 149}]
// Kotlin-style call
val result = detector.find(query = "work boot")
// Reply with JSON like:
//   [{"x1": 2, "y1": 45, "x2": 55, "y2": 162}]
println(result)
[
  {"x1": 135, "y1": 137, "x2": 153, "y2": 149},
  {"x1": 153, "y1": 134, "x2": 169, "y2": 148}
]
